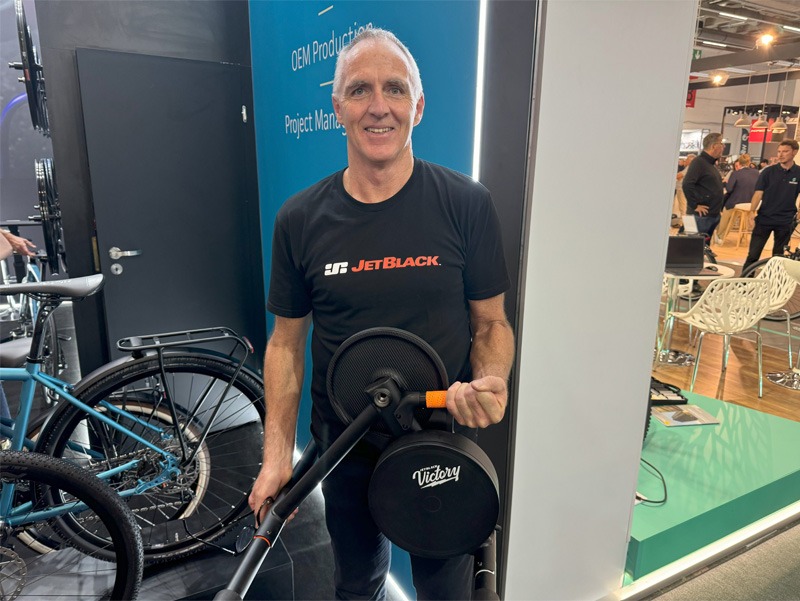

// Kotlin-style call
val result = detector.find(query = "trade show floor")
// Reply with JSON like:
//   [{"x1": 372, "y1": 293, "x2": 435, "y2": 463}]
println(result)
[
  {"x1": 628, "y1": 392, "x2": 800, "y2": 580},
  {"x1": 645, "y1": 520, "x2": 800, "y2": 601}
]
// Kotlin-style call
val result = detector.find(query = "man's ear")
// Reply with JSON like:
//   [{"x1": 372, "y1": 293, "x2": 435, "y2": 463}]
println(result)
[
  {"x1": 413, "y1": 93, "x2": 425, "y2": 127},
  {"x1": 332, "y1": 95, "x2": 343, "y2": 124}
]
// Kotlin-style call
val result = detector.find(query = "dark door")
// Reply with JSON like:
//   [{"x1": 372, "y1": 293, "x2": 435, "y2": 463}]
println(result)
[{"x1": 76, "y1": 48, "x2": 265, "y2": 364}]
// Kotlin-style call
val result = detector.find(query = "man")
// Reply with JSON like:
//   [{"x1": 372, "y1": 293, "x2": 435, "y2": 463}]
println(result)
[
  {"x1": 673, "y1": 153, "x2": 695, "y2": 228},
  {"x1": 682, "y1": 132, "x2": 725, "y2": 240},
  {"x1": 249, "y1": 28, "x2": 515, "y2": 600},
  {"x1": 742, "y1": 139, "x2": 800, "y2": 272},
  {"x1": 716, "y1": 153, "x2": 758, "y2": 243}
]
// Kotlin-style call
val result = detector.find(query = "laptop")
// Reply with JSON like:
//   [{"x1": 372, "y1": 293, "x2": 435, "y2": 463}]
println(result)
[{"x1": 664, "y1": 235, "x2": 718, "y2": 276}]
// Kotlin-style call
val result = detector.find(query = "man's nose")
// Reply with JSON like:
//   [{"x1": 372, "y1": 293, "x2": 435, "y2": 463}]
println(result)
[{"x1": 368, "y1": 92, "x2": 390, "y2": 116}]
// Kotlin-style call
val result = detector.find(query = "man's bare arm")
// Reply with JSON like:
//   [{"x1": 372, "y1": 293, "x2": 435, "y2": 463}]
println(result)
[
  {"x1": 249, "y1": 314, "x2": 311, "y2": 520},
  {"x1": 446, "y1": 294, "x2": 515, "y2": 428}
]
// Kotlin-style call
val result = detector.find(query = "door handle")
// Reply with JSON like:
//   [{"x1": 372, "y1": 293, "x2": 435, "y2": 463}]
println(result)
[{"x1": 109, "y1": 247, "x2": 142, "y2": 260}]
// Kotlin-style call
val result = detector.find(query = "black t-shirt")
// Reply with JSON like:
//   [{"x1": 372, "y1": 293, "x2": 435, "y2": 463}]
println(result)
[
  {"x1": 754, "y1": 163, "x2": 800, "y2": 227},
  {"x1": 268, "y1": 158, "x2": 510, "y2": 445}
]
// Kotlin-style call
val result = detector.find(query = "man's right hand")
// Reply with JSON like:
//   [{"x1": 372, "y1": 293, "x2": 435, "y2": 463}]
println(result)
[
  {"x1": 249, "y1": 461, "x2": 294, "y2": 524},
  {"x1": 694, "y1": 205, "x2": 709, "y2": 216}
]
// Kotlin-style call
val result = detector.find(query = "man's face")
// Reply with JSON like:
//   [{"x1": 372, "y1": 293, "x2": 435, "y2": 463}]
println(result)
[
  {"x1": 707, "y1": 140, "x2": 724, "y2": 159},
  {"x1": 332, "y1": 40, "x2": 424, "y2": 169},
  {"x1": 776, "y1": 144, "x2": 798, "y2": 167}
]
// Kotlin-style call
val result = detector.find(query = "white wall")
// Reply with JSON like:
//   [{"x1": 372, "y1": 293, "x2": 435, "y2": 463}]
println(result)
[{"x1": 504, "y1": 1, "x2": 697, "y2": 599}]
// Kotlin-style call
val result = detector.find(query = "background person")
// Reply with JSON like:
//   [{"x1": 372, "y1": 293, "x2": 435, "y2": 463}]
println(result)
[
  {"x1": 717, "y1": 153, "x2": 758, "y2": 244},
  {"x1": 673, "y1": 153, "x2": 695, "y2": 228},
  {"x1": 0, "y1": 230, "x2": 36, "y2": 257},
  {"x1": 682, "y1": 133, "x2": 725, "y2": 241},
  {"x1": 249, "y1": 28, "x2": 515, "y2": 601},
  {"x1": 742, "y1": 139, "x2": 800, "y2": 272}
]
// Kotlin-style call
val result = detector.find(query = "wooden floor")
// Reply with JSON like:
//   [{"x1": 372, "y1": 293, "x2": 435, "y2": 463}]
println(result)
[{"x1": 652, "y1": 224, "x2": 800, "y2": 423}]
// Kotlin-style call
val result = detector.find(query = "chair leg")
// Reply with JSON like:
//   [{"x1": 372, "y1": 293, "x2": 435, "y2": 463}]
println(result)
[
  {"x1": 691, "y1": 332, "x2": 705, "y2": 392},
  {"x1": 784, "y1": 309, "x2": 793, "y2": 369},
  {"x1": 756, "y1": 331, "x2": 763, "y2": 398},
  {"x1": 722, "y1": 334, "x2": 731, "y2": 372}
]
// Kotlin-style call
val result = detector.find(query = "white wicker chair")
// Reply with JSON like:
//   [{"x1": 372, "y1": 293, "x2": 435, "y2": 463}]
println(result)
[
  {"x1": 752, "y1": 256, "x2": 799, "y2": 368},
  {"x1": 659, "y1": 276, "x2": 697, "y2": 351},
  {"x1": 671, "y1": 278, "x2": 771, "y2": 397},
  {"x1": 767, "y1": 259, "x2": 800, "y2": 390}
]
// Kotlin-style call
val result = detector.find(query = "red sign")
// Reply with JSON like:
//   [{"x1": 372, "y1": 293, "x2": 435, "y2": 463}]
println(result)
[
  {"x1": 748, "y1": 119, "x2": 774, "y2": 143},
  {"x1": 686, "y1": 90, "x2": 696, "y2": 108}
]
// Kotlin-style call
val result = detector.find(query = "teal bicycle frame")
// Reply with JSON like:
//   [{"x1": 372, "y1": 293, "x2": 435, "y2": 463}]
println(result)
[{"x1": 0, "y1": 359, "x2": 181, "y2": 515}]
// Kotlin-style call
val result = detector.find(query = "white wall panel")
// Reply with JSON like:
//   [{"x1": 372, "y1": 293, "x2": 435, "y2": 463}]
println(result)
[{"x1": 505, "y1": 2, "x2": 698, "y2": 599}]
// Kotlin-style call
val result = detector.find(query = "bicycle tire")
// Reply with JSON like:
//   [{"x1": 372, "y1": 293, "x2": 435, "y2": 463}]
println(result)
[
  {"x1": 741, "y1": 258, "x2": 800, "y2": 321},
  {"x1": 0, "y1": 451, "x2": 142, "y2": 600},
  {"x1": 35, "y1": 353, "x2": 265, "y2": 563}
]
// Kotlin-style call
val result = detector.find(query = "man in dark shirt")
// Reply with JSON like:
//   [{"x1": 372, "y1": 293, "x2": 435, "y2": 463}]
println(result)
[
  {"x1": 249, "y1": 28, "x2": 515, "y2": 600},
  {"x1": 717, "y1": 153, "x2": 759, "y2": 243},
  {"x1": 682, "y1": 132, "x2": 725, "y2": 239},
  {"x1": 743, "y1": 139, "x2": 800, "y2": 272}
]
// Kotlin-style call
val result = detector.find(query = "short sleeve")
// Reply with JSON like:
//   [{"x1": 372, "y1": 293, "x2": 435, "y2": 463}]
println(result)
[
  {"x1": 755, "y1": 169, "x2": 768, "y2": 192},
  {"x1": 266, "y1": 212, "x2": 312, "y2": 317},
  {"x1": 463, "y1": 193, "x2": 510, "y2": 300}
]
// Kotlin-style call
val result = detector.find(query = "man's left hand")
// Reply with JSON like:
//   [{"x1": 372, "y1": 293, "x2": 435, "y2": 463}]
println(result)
[
  {"x1": 694, "y1": 205, "x2": 709, "y2": 216},
  {"x1": 446, "y1": 376, "x2": 507, "y2": 428}
]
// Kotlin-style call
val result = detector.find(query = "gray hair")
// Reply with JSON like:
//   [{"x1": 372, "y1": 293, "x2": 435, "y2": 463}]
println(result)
[
  {"x1": 702, "y1": 132, "x2": 723, "y2": 150},
  {"x1": 332, "y1": 28, "x2": 423, "y2": 102}
]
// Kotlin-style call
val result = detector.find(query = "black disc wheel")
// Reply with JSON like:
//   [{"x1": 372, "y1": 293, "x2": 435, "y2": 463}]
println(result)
[
  {"x1": 0, "y1": 451, "x2": 143, "y2": 600},
  {"x1": 10, "y1": 0, "x2": 49, "y2": 135},
  {"x1": 741, "y1": 258, "x2": 800, "y2": 321},
  {"x1": 327, "y1": 327, "x2": 448, "y2": 439},
  {"x1": 35, "y1": 353, "x2": 265, "y2": 563},
  {"x1": 34, "y1": 158, "x2": 66, "y2": 275},
  {"x1": 368, "y1": 430, "x2": 499, "y2": 559}
]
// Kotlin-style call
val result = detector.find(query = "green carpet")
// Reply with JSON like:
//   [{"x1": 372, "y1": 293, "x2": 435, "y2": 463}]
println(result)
[{"x1": 626, "y1": 392, "x2": 800, "y2": 580}]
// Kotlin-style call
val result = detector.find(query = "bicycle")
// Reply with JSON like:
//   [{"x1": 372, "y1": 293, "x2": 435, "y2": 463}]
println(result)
[
  {"x1": 740, "y1": 240, "x2": 800, "y2": 321},
  {"x1": 2, "y1": 255, "x2": 66, "y2": 391},
  {"x1": 0, "y1": 274, "x2": 266, "y2": 564},
  {"x1": 1, "y1": 450, "x2": 143, "y2": 599}
]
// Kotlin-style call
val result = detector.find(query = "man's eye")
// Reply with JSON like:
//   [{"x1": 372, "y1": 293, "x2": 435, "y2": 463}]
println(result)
[
  {"x1": 351, "y1": 88, "x2": 366, "y2": 97},
  {"x1": 388, "y1": 87, "x2": 404, "y2": 96}
]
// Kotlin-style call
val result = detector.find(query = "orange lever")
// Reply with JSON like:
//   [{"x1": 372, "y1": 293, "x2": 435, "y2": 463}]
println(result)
[{"x1": 425, "y1": 390, "x2": 447, "y2": 408}]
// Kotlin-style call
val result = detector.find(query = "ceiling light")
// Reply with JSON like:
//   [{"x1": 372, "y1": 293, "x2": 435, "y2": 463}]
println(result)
[
  {"x1": 710, "y1": 71, "x2": 730, "y2": 85},
  {"x1": 734, "y1": 71, "x2": 754, "y2": 128},
  {"x1": 753, "y1": 63, "x2": 773, "y2": 129},
  {"x1": 719, "y1": 11, "x2": 747, "y2": 21},
  {"x1": 702, "y1": 41, "x2": 728, "y2": 48},
  {"x1": 759, "y1": 33, "x2": 775, "y2": 45},
  {"x1": 770, "y1": 71, "x2": 791, "y2": 134},
  {"x1": 770, "y1": 117, "x2": 787, "y2": 133},
  {"x1": 783, "y1": 25, "x2": 800, "y2": 34},
  {"x1": 752, "y1": 115, "x2": 769, "y2": 129}
]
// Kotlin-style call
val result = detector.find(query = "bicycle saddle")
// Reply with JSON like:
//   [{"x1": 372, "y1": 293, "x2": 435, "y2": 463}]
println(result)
[
  {"x1": 327, "y1": 327, "x2": 499, "y2": 558},
  {"x1": 0, "y1": 274, "x2": 104, "y2": 298}
]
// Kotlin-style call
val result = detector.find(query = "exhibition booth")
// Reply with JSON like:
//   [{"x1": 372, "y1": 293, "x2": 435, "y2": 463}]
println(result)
[{"x1": 2, "y1": 0, "x2": 800, "y2": 599}]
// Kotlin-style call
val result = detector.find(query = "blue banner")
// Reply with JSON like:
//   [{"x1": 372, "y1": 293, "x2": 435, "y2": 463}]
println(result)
[{"x1": 250, "y1": 2, "x2": 480, "y2": 594}]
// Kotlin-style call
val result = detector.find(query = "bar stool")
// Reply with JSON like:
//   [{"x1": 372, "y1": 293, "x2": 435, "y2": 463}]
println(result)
[{"x1": 729, "y1": 205, "x2": 752, "y2": 248}]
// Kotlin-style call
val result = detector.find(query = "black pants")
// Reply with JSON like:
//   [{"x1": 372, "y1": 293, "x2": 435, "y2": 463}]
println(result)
[
  {"x1": 321, "y1": 447, "x2": 474, "y2": 600},
  {"x1": 742, "y1": 221, "x2": 793, "y2": 272}
]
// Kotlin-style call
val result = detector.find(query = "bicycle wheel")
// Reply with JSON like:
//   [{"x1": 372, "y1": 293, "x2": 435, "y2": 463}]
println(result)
[
  {"x1": 741, "y1": 258, "x2": 800, "y2": 321},
  {"x1": 0, "y1": 451, "x2": 142, "y2": 600},
  {"x1": 36, "y1": 353, "x2": 265, "y2": 563}
]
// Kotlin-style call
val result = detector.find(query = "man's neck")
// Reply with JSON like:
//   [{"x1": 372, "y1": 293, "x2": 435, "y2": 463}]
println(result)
[
  {"x1": 779, "y1": 160, "x2": 796, "y2": 170},
  {"x1": 343, "y1": 154, "x2": 415, "y2": 204}
]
